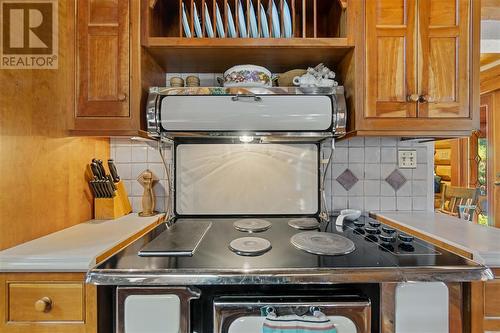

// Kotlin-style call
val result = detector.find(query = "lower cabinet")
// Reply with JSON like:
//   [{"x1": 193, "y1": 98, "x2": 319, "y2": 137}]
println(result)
[{"x1": 0, "y1": 273, "x2": 96, "y2": 333}]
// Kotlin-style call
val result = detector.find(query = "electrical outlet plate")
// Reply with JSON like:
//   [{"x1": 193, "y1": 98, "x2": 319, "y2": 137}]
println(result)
[{"x1": 398, "y1": 149, "x2": 417, "y2": 169}]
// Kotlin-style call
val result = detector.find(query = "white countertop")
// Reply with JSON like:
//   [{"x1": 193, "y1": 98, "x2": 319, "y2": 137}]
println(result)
[
  {"x1": 0, "y1": 213, "x2": 164, "y2": 272},
  {"x1": 373, "y1": 211, "x2": 500, "y2": 267}
]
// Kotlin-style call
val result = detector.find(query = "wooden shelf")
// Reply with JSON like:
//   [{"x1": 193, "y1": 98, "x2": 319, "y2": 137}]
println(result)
[{"x1": 144, "y1": 37, "x2": 353, "y2": 72}]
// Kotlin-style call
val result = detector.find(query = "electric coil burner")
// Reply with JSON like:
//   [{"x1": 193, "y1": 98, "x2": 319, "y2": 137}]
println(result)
[
  {"x1": 229, "y1": 237, "x2": 272, "y2": 256},
  {"x1": 288, "y1": 218, "x2": 320, "y2": 230},
  {"x1": 291, "y1": 231, "x2": 356, "y2": 256},
  {"x1": 233, "y1": 219, "x2": 272, "y2": 232}
]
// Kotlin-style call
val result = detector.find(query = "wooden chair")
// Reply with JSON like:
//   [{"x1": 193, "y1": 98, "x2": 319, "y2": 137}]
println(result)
[{"x1": 437, "y1": 185, "x2": 479, "y2": 218}]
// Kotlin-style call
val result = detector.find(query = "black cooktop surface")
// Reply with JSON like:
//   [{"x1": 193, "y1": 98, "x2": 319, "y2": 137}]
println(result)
[{"x1": 94, "y1": 215, "x2": 478, "y2": 271}]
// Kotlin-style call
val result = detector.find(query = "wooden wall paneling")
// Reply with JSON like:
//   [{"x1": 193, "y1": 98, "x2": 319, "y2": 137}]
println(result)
[
  {"x1": 0, "y1": 0, "x2": 109, "y2": 251},
  {"x1": 365, "y1": 0, "x2": 417, "y2": 118},
  {"x1": 418, "y1": 0, "x2": 470, "y2": 118},
  {"x1": 76, "y1": 0, "x2": 130, "y2": 118},
  {"x1": 480, "y1": 65, "x2": 500, "y2": 94}
]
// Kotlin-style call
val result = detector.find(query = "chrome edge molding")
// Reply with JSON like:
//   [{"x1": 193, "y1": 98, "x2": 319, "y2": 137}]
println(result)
[{"x1": 87, "y1": 266, "x2": 494, "y2": 286}]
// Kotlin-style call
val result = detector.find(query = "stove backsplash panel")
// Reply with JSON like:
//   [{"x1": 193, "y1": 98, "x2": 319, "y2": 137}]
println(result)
[{"x1": 175, "y1": 143, "x2": 319, "y2": 215}]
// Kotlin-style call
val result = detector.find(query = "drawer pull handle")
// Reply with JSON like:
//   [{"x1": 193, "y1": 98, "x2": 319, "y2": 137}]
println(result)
[{"x1": 34, "y1": 297, "x2": 52, "y2": 312}]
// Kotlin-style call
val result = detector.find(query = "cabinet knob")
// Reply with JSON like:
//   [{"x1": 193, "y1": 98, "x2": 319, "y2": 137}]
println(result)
[
  {"x1": 407, "y1": 94, "x2": 419, "y2": 102},
  {"x1": 34, "y1": 297, "x2": 52, "y2": 312},
  {"x1": 418, "y1": 95, "x2": 429, "y2": 103},
  {"x1": 118, "y1": 93, "x2": 127, "y2": 101}
]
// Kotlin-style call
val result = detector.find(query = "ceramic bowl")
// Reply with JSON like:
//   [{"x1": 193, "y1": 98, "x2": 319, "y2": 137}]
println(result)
[{"x1": 223, "y1": 65, "x2": 272, "y2": 87}]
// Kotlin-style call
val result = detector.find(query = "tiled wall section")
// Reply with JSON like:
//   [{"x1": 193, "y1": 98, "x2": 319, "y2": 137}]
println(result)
[
  {"x1": 110, "y1": 138, "x2": 172, "y2": 213},
  {"x1": 111, "y1": 136, "x2": 434, "y2": 213},
  {"x1": 326, "y1": 137, "x2": 434, "y2": 212}
]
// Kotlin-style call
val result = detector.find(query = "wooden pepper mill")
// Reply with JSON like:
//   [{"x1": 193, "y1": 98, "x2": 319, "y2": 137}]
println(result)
[{"x1": 137, "y1": 169, "x2": 159, "y2": 217}]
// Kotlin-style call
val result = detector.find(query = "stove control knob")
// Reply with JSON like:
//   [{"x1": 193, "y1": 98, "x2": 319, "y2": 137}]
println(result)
[
  {"x1": 353, "y1": 220, "x2": 365, "y2": 228},
  {"x1": 379, "y1": 234, "x2": 394, "y2": 244},
  {"x1": 365, "y1": 226, "x2": 378, "y2": 235},
  {"x1": 398, "y1": 234, "x2": 414, "y2": 243},
  {"x1": 369, "y1": 221, "x2": 381, "y2": 228},
  {"x1": 382, "y1": 226, "x2": 396, "y2": 235}
]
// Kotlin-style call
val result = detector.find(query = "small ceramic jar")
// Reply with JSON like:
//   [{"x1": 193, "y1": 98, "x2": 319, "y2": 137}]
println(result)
[
  {"x1": 170, "y1": 76, "x2": 184, "y2": 87},
  {"x1": 186, "y1": 75, "x2": 200, "y2": 87}
]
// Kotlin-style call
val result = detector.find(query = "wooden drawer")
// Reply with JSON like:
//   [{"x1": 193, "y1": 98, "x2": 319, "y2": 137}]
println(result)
[
  {"x1": 8, "y1": 283, "x2": 84, "y2": 322},
  {"x1": 485, "y1": 279, "x2": 500, "y2": 317}
]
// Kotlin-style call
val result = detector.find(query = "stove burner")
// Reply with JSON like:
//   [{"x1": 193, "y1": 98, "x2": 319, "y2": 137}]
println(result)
[
  {"x1": 229, "y1": 237, "x2": 272, "y2": 256},
  {"x1": 233, "y1": 219, "x2": 272, "y2": 233},
  {"x1": 288, "y1": 218, "x2": 320, "y2": 230},
  {"x1": 291, "y1": 231, "x2": 355, "y2": 256}
]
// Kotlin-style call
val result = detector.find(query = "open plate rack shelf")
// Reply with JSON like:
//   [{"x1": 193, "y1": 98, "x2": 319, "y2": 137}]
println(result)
[{"x1": 143, "y1": 0, "x2": 353, "y2": 72}]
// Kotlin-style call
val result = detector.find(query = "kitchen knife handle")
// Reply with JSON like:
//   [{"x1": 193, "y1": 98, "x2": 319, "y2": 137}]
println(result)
[
  {"x1": 108, "y1": 159, "x2": 121, "y2": 182},
  {"x1": 90, "y1": 162, "x2": 102, "y2": 179},
  {"x1": 96, "y1": 159, "x2": 107, "y2": 179}
]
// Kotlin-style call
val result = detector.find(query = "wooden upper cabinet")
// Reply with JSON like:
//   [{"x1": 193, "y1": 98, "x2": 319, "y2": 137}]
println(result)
[
  {"x1": 366, "y1": 0, "x2": 417, "y2": 118},
  {"x1": 364, "y1": 0, "x2": 474, "y2": 133},
  {"x1": 418, "y1": 0, "x2": 469, "y2": 118},
  {"x1": 77, "y1": 0, "x2": 130, "y2": 118}
]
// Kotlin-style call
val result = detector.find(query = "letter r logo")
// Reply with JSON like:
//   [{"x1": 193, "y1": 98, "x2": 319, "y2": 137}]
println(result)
[{"x1": 1, "y1": 1, "x2": 54, "y2": 54}]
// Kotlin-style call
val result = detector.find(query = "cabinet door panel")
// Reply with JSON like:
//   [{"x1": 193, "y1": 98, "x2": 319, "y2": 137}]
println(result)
[
  {"x1": 418, "y1": 0, "x2": 469, "y2": 118},
  {"x1": 77, "y1": 0, "x2": 129, "y2": 117},
  {"x1": 366, "y1": 0, "x2": 417, "y2": 118}
]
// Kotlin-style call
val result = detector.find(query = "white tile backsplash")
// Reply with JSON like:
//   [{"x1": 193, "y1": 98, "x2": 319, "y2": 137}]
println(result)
[
  {"x1": 397, "y1": 196, "x2": 412, "y2": 210},
  {"x1": 364, "y1": 147, "x2": 381, "y2": 163},
  {"x1": 110, "y1": 138, "x2": 172, "y2": 213},
  {"x1": 348, "y1": 147, "x2": 365, "y2": 163},
  {"x1": 331, "y1": 137, "x2": 434, "y2": 212}
]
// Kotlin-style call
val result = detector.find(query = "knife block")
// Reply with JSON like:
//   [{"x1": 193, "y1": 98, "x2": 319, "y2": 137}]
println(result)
[{"x1": 94, "y1": 181, "x2": 132, "y2": 220}]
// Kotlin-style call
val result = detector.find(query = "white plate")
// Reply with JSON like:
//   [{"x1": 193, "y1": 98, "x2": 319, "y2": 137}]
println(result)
[
  {"x1": 227, "y1": 3, "x2": 237, "y2": 38},
  {"x1": 269, "y1": 0, "x2": 280, "y2": 38},
  {"x1": 204, "y1": 2, "x2": 214, "y2": 37},
  {"x1": 193, "y1": 2, "x2": 202, "y2": 37},
  {"x1": 237, "y1": 0, "x2": 247, "y2": 37},
  {"x1": 181, "y1": 2, "x2": 192, "y2": 38},
  {"x1": 248, "y1": 1, "x2": 259, "y2": 37},
  {"x1": 259, "y1": 3, "x2": 269, "y2": 38},
  {"x1": 215, "y1": 2, "x2": 225, "y2": 38},
  {"x1": 283, "y1": 0, "x2": 292, "y2": 38}
]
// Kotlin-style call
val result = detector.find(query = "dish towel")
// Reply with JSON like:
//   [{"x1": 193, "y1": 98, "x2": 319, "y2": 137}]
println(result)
[{"x1": 262, "y1": 311, "x2": 337, "y2": 333}]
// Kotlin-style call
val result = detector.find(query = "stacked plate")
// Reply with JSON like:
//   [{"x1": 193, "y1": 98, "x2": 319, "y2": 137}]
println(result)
[{"x1": 181, "y1": 0, "x2": 293, "y2": 38}]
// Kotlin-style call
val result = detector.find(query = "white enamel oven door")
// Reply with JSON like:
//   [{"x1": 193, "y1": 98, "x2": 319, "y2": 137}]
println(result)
[
  {"x1": 116, "y1": 287, "x2": 200, "y2": 333},
  {"x1": 213, "y1": 298, "x2": 371, "y2": 333}
]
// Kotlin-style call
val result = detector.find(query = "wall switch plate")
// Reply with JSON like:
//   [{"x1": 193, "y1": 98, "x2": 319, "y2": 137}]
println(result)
[{"x1": 398, "y1": 149, "x2": 417, "y2": 169}]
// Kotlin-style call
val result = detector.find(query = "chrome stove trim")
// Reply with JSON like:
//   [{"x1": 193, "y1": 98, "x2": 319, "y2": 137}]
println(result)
[{"x1": 87, "y1": 266, "x2": 494, "y2": 286}]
